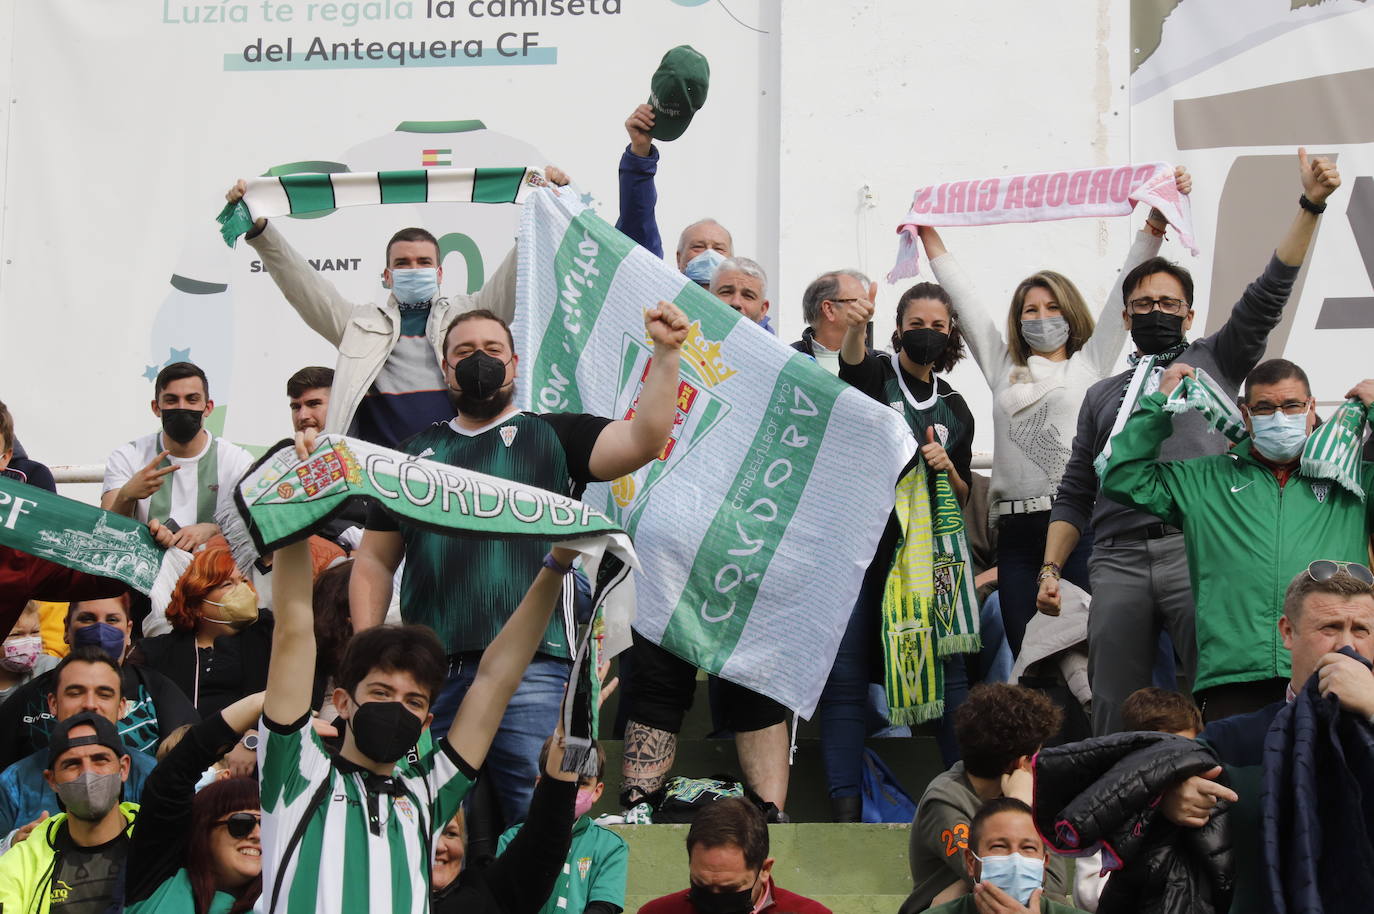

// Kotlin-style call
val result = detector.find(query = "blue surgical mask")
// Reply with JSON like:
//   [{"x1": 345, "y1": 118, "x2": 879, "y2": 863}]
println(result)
[
  {"x1": 683, "y1": 249, "x2": 726, "y2": 286},
  {"x1": 1019, "y1": 316, "x2": 1071, "y2": 353},
  {"x1": 71, "y1": 622, "x2": 126, "y2": 663},
  {"x1": 975, "y1": 852, "x2": 1045, "y2": 905},
  {"x1": 389, "y1": 267, "x2": 439, "y2": 305},
  {"x1": 1250, "y1": 410, "x2": 1309, "y2": 463}
]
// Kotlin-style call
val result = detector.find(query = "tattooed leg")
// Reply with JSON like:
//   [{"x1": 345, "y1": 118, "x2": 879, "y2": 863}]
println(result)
[{"x1": 621, "y1": 720, "x2": 677, "y2": 808}]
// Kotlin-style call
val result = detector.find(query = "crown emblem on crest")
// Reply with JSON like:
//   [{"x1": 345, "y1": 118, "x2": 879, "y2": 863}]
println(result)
[
  {"x1": 659, "y1": 320, "x2": 735, "y2": 387},
  {"x1": 334, "y1": 442, "x2": 363, "y2": 484}
]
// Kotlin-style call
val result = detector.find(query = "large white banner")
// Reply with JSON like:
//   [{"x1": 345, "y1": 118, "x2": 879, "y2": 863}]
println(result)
[
  {"x1": 1130, "y1": 0, "x2": 1374, "y2": 406},
  {"x1": 0, "y1": 0, "x2": 778, "y2": 485},
  {"x1": 515, "y1": 186, "x2": 917, "y2": 717}
]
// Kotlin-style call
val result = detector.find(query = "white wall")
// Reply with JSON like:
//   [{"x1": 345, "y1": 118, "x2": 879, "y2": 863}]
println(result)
[
  {"x1": 0, "y1": 0, "x2": 1149, "y2": 482},
  {"x1": 776, "y1": 0, "x2": 1145, "y2": 455}
]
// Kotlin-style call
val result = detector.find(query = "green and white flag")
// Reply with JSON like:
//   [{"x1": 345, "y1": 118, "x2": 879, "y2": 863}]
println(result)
[
  {"x1": 513, "y1": 187, "x2": 917, "y2": 717},
  {"x1": 0, "y1": 475, "x2": 186, "y2": 597},
  {"x1": 216, "y1": 166, "x2": 548, "y2": 247}
]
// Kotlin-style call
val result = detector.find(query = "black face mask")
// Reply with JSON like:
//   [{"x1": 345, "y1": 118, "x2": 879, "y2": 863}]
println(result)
[
  {"x1": 688, "y1": 884, "x2": 755, "y2": 914},
  {"x1": 350, "y1": 700, "x2": 424, "y2": 764},
  {"x1": 1130, "y1": 310, "x2": 1186, "y2": 355},
  {"x1": 160, "y1": 408, "x2": 205, "y2": 445},
  {"x1": 449, "y1": 350, "x2": 513, "y2": 419},
  {"x1": 898, "y1": 328, "x2": 948, "y2": 366}
]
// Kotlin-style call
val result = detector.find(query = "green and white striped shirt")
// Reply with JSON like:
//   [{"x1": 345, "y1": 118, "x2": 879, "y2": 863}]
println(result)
[{"x1": 258, "y1": 714, "x2": 475, "y2": 914}]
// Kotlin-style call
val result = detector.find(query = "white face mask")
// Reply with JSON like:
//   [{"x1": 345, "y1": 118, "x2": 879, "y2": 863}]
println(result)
[
  {"x1": 0, "y1": 635, "x2": 42, "y2": 673},
  {"x1": 1020, "y1": 316, "x2": 1071, "y2": 353}
]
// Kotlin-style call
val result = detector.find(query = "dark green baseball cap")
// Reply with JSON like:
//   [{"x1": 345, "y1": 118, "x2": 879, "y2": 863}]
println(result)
[{"x1": 648, "y1": 45, "x2": 710, "y2": 142}]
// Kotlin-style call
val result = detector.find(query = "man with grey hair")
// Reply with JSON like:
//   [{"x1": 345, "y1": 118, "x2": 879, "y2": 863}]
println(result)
[
  {"x1": 792, "y1": 270, "x2": 874, "y2": 375},
  {"x1": 618, "y1": 105, "x2": 775, "y2": 332},
  {"x1": 710, "y1": 256, "x2": 771, "y2": 327}
]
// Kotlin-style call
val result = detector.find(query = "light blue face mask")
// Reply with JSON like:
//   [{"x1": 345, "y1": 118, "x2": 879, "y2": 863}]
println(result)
[
  {"x1": 975, "y1": 851, "x2": 1045, "y2": 905},
  {"x1": 389, "y1": 267, "x2": 439, "y2": 305},
  {"x1": 1250, "y1": 409, "x2": 1309, "y2": 462},
  {"x1": 683, "y1": 248, "x2": 726, "y2": 286}
]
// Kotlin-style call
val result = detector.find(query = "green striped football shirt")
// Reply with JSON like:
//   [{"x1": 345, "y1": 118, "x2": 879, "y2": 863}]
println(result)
[
  {"x1": 258, "y1": 715, "x2": 474, "y2": 914},
  {"x1": 367, "y1": 411, "x2": 610, "y2": 659}
]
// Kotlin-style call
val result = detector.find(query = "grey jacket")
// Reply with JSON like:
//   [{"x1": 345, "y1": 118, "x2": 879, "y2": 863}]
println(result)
[{"x1": 1051, "y1": 254, "x2": 1301, "y2": 541}]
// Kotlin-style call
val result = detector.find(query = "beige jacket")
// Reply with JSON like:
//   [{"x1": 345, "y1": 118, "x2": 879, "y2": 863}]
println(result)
[{"x1": 247, "y1": 220, "x2": 517, "y2": 433}]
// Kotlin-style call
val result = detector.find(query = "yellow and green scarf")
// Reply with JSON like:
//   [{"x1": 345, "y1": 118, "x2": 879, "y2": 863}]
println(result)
[{"x1": 880, "y1": 461, "x2": 982, "y2": 725}]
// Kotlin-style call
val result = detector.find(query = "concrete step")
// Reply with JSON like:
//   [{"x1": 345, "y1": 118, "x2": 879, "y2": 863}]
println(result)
[
  {"x1": 591, "y1": 736, "x2": 945, "y2": 824},
  {"x1": 612, "y1": 822, "x2": 913, "y2": 913},
  {"x1": 596, "y1": 663, "x2": 948, "y2": 823}
]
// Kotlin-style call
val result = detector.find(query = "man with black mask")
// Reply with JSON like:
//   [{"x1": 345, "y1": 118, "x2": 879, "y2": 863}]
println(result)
[
  {"x1": 101, "y1": 362, "x2": 253, "y2": 552},
  {"x1": 349, "y1": 303, "x2": 689, "y2": 827},
  {"x1": 1038, "y1": 148, "x2": 1342, "y2": 735}
]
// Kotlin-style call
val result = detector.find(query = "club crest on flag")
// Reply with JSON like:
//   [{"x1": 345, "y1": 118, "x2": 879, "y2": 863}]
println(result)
[
  {"x1": 605, "y1": 324, "x2": 732, "y2": 527},
  {"x1": 500, "y1": 425, "x2": 518, "y2": 448}
]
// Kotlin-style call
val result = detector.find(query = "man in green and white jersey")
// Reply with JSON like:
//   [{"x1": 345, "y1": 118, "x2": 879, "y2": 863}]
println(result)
[
  {"x1": 259, "y1": 527, "x2": 581, "y2": 914},
  {"x1": 348, "y1": 302, "x2": 688, "y2": 824}
]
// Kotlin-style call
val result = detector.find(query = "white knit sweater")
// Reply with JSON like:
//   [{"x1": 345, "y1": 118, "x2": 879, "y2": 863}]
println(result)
[{"x1": 930, "y1": 229, "x2": 1162, "y2": 509}]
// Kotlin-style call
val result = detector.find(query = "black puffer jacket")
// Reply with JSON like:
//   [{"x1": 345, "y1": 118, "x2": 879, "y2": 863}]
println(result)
[{"x1": 1034, "y1": 732, "x2": 1234, "y2": 914}]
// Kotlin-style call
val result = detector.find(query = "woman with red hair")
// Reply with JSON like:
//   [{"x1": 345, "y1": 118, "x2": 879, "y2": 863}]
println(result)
[{"x1": 129, "y1": 546, "x2": 274, "y2": 721}]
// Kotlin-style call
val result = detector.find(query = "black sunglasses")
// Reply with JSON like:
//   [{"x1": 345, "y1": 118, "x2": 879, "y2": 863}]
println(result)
[
  {"x1": 217, "y1": 812, "x2": 261, "y2": 839},
  {"x1": 1306, "y1": 560, "x2": 1374, "y2": 587}
]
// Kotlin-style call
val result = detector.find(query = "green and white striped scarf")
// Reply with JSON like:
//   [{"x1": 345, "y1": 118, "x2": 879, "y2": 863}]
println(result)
[
  {"x1": 1301, "y1": 399, "x2": 1368, "y2": 500},
  {"x1": 1154, "y1": 378, "x2": 1367, "y2": 499},
  {"x1": 1095, "y1": 361, "x2": 1245, "y2": 478},
  {"x1": 216, "y1": 166, "x2": 548, "y2": 247},
  {"x1": 1161, "y1": 368, "x2": 1247, "y2": 442},
  {"x1": 219, "y1": 433, "x2": 637, "y2": 775}
]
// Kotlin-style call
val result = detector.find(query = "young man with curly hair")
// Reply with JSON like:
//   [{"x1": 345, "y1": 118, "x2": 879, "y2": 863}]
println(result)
[{"x1": 900, "y1": 685, "x2": 1068, "y2": 913}]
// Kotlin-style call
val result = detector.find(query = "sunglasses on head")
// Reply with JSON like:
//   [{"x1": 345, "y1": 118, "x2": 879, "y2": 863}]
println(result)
[
  {"x1": 1305, "y1": 560, "x2": 1374, "y2": 587},
  {"x1": 216, "y1": 812, "x2": 261, "y2": 839}
]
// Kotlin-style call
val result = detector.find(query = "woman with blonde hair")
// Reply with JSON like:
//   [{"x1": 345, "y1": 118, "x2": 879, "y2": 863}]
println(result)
[{"x1": 918, "y1": 167, "x2": 1190, "y2": 656}]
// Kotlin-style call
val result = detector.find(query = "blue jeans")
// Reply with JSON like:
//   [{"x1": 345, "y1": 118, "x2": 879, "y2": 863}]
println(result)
[
  {"x1": 934, "y1": 591, "x2": 1013, "y2": 764},
  {"x1": 428, "y1": 653, "x2": 571, "y2": 826},
  {"x1": 997, "y1": 512, "x2": 1094, "y2": 657},
  {"x1": 818, "y1": 575, "x2": 883, "y2": 800}
]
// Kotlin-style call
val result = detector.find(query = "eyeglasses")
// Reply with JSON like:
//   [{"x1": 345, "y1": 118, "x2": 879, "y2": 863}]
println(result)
[
  {"x1": 1246, "y1": 400, "x2": 1310, "y2": 417},
  {"x1": 216, "y1": 812, "x2": 262, "y2": 839},
  {"x1": 1126, "y1": 296, "x2": 1189, "y2": 315},
  {"x1": 1305, "y1": 560, "x2": 1374, "y2": 587}
]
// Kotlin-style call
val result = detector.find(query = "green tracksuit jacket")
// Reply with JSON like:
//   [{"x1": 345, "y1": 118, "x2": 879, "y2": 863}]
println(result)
[{"x1": 1101, "y1": 392, "x2": 1374, "y2": 693}]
